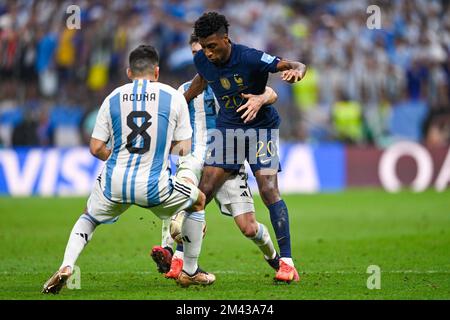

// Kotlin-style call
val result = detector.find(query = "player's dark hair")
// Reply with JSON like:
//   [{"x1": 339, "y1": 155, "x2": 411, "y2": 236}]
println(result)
[
  {"x1": 194, "y1": 12, "x2": 229, "y2": 39},
  {"x1": 129, "y1": 45, "x2": 159, "y2": 75},
  {"x1": 189, "y1": 33, "x2": 199, "y2": 45}
]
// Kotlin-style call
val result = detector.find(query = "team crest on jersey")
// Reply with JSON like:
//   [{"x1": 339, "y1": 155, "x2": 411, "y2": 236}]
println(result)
[
  {"x1": 220, "y1": 77, "x2": 231, "y2": 90},
  {"x1": 233, "y1": 74, "x2": 244, "y2": 86}
]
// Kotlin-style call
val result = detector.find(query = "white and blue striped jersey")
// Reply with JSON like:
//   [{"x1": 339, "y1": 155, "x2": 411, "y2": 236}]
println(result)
[
  {"x1": 178, "y1": 82, "x2": 219, "y2": 162},
  {"x1": 92, "y1": 79, "x2": 192, "y2": 207}
]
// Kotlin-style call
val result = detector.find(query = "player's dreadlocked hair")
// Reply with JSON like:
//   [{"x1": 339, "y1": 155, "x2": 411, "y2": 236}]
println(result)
[{"x1": 194, "y1": 12, "x2": 230, "y2": 39}]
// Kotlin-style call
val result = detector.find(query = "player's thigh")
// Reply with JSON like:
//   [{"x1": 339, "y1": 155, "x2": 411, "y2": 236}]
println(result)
[
  {"x1": 86, "y1": 181, "x2": 131, "y2": 224},
  {"x1": 215, "y1": 165, "x2": 255, "y2": 218},
  {"x1": 148, "y1": 176, "x2": 200, "y2": 220},
  {"x1": 199, "y1": 165, "x2": 234, "y2": 203},
  {"x1": 176, "y1": 153, "x2": 203, "y2": 186},
  {"x1": 249, "y1": 128, "x2": 281, "y2": 176}
]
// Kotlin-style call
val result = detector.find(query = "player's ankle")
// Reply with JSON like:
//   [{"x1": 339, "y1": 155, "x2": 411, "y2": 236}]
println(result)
[{"x1": 280, "y1": 257, "x2": 294, "y2": 267}]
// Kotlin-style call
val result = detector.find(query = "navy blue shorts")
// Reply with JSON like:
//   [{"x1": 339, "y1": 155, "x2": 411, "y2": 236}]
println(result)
[{"x1": 204, "y1": 127, "x2": 281, "y2": 174}]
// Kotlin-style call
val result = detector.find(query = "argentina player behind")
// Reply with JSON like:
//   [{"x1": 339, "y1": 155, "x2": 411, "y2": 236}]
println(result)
[
  {"x1": 183, "y1": 12, "x2": 307, "y2": 283},
  {"x1": 42, "y1": 45, "x2": 214, "y2": 294},
  {"x1": 150, "y1": 33, "x2": 281, "y2": 280}
]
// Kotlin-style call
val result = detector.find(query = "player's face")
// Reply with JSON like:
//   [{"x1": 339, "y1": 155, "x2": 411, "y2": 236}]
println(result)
[
  {"x1": 191, "y1": 42, "x2": 202, "y2": 56},
  {"x1": 199, "y1": 33, "x2": 230, "y2": 64}
]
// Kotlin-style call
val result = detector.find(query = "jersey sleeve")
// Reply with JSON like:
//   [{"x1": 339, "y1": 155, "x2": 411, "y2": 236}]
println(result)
[
  {"x1": 177, "y1": 82, "x2": 190, "y2": 94},
  {"x1": 193, "y1": 51, "x2": 207, "y2": 78},
  {"x1": 91, "y1": 98, "x2": 111, "y2": 142},
  {"x1": 173, "y1": 94, "x2": 193, "y2": 141},
  {"x1": 243, "y1": 47, "x2": 281, "y2": 74}
]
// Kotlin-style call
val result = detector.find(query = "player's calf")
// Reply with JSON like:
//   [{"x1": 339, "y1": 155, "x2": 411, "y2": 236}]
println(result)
[{"x1": 235, "y1": 214, "x2": 278, "y2": 269}]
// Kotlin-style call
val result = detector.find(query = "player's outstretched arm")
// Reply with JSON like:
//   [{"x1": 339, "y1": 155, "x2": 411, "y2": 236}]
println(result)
[
  {"x1": 276, "y1": 59, "x2": 307, "y2": 84},
  {"x1": 89, "y1": 138, "x2": 111, "y2": 161},
  {"x1": 183, "y1": 74, "x2": 207, "y2": 104},
  {"x1": 236, "y1": 86, "x2": 278, "y2": 124}
]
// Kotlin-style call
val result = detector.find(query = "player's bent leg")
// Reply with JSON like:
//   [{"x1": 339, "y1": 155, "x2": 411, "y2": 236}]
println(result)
[
  {"x1": 233, "y1": 211, "x2": 279, "y2": 271},
  {"x1": 176, "y1": 154, "x2": 203, "y2": 186},
  {"x1": 165, "y1": 219, "x2": 185, "y2": 279},
  {"x1": 43, "y1": 211, "x2": 99, "y2": 294},
  {"x1": 199, "y1": 165, "x2": 234, "y2": 204},
  {"x1": 254, "y1": 171, "x2": 299, "y2": 282},
  {"x1": 174, "y1": 165, "x2": 234, "y2": 285},
  {"x1": 148, "y1": 177, "x2": 214, "y2": 287},
  {"x1": 176, "y1": 190, "x2": 214, "y2": 287},
  {"x1": 151, "y1": 217, "x2": 175, "y2": 274},
  {"x1": 161, "y1": 217, "x2": 175, "y2": 249},
  {"x1": 43, "y1": 183, "x2": 130, "y2": 294},
  {"x1": 152, "y1": 154, "x2": 203, "y2": 275}
]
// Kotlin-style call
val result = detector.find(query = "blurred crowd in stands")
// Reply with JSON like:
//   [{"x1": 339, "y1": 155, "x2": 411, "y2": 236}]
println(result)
[{"x1": 0, "y1": 0, "x2": 449, "y2": 148}]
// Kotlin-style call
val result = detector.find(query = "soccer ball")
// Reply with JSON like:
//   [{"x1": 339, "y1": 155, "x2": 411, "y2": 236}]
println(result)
[{"x1": 169, "y1": 211, "x2": 207, "y2": 244}]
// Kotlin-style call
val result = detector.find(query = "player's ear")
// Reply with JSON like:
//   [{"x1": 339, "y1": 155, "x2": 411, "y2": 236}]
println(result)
[
  {"x1": 126, "y1": 68, "x2": 133, "y2": 80},
  {"x1": 154, "y1": 66, "x2": 160, "y2": 81}
]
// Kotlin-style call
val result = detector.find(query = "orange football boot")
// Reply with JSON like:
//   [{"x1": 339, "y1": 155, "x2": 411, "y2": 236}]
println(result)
[{"x1": 274, "y1": 260, "x2": 300, "y2": 283}]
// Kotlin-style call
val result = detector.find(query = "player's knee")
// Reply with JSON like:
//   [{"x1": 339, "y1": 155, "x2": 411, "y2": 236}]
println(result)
[
  {"x1": 191, "y1": 190, "x2": 206, "y2": 212},
  {"x1": 199, "y1": 180, "x2": 215, "y2": 204},
  {"x1": 259, "y1": 185, "x2": 281, "y2": 206},
  {"x1": 241, "y1": 224, "x2": 258, "y2": 238}
]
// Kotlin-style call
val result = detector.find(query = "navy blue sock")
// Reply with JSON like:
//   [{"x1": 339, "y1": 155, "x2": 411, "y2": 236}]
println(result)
[
  {"x1": 176, "y1": 243, "x2": 184, "y2": 253},
  {"x1": 268, "y1": 200, "x2": 292, "y2": 258}
]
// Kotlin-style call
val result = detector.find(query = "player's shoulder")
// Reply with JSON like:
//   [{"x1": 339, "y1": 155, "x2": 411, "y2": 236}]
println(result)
[
  {"x1": 177, "y1": 81, "x2": 192, "y2": 93},
  {"x1": 153, "y1": 82, "x2": 181, "y2": 97},
  {"x1": 99, "y1": 83, "x2": 131, "y2": 107},
  {"x1": 236, "y1": 43, "x2": 263, "y2": 60},
  {"x1": 234, "y1": 43, "x2": 252, "y2": 53},
  {"x1": 154, "y1": 82, "x2": 186, "y2": 107}
]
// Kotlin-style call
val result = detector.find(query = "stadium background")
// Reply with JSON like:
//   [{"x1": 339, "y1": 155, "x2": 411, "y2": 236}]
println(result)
[{"x1": 0, "y1": 0, "x2": 449, "y2": 300}]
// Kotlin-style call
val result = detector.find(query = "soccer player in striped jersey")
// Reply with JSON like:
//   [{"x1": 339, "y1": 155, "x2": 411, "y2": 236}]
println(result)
[
  {"x1": 42, "y1": 45, "x2": 214, "y2": 293},
  {"x1": 151, "y1": 34, "x2": 281, "y2": 280}
]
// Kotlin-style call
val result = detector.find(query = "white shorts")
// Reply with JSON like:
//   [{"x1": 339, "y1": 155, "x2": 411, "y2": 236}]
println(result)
[
  {"x1": 177, "y1": 154, "x2": 255, "y2": 218},
  {"x1": 215, "y1": 165, "x2": 254, "y2": 218},
  {"x1": 86, "y1": 176, "x2": 199, "y2": 224}
]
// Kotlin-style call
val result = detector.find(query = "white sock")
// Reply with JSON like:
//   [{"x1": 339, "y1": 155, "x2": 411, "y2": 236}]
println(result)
[
  {"x1": 173, "y1": 250, "x2": 184, "y2": 259},
  {"x1": 181, "y1": 210, "x2": 205, "y2": 275},
  {"x1": 280, "y1": 257, "x2": 294, "y2": 267},
  {"x1": 60, "y1": 214, "x2": 97, "y2": 270},
  {"x1": 161, "y1": 217, "x2": 174, "y2": 249},
  {"x1": 250, "y1": 223, "x2": 276, "y2": 260}
]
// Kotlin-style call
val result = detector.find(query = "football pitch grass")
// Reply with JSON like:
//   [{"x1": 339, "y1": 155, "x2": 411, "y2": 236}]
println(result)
[{"x1": 0, "y1": 189, "x2": 449, "y2": 300}]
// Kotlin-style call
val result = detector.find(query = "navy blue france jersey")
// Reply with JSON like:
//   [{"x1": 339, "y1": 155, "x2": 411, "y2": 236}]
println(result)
[{"x1": 194, "y1": 43, "x2": 281, "y2": 129}]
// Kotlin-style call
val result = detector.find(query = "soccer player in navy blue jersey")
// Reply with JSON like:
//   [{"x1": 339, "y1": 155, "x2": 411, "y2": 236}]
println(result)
[{"x1": 183, "y1": 12, "x2": 306, "y2": 282}]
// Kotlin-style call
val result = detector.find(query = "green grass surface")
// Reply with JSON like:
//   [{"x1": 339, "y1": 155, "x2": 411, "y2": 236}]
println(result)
[{"x1": 0, "y1": 190, "x2": 449, "y2": 300}]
